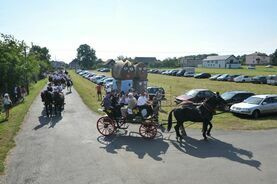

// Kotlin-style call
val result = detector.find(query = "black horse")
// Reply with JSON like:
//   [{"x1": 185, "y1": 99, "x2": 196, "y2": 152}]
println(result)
[
  {"x1": 167, "y1": 95, "x2": 227, "y2": 141},
  {"x1": 41, "y1": 90, "x2": 53, "y2": 117},
  {"x1": 53, "y1": 91, "x2": 64, "y2": 115}
]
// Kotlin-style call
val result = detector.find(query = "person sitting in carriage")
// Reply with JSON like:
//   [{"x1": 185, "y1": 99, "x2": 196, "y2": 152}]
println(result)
[
  {"x1": 151, "y1": 95, "x2": 160, "y2": 121},
  {"x1": 137, "y1": 92, "x2": 152, "y2": 118},
  {"x1": 101, "y1": 92, "x2": 115, "y2": 118},
  {"x1": 126, "y1": 92, "x2": 137, "y2": 118}
]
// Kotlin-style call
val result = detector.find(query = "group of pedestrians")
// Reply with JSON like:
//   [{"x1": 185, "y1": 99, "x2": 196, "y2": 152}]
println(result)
[{"x1": 1, "y1": 85, "x2": 27, "y2": 121}]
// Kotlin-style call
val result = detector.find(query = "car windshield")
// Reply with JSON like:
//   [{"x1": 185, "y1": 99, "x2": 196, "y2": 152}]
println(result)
[
  {"x1": 220, "y1": 74, "x2": 228, "y2": 77},
  {"x1": 147, "y1": 88, "x2": 158, "y2": 94},
  {"x1": 244, "y1": 97, "x2": 263, "y2": 105},
  {"x1": 185, "y1": 90, "x2": 198, "y2": 97},
  {"x1": 221, "y1": 92, "x2": 235, "y2": 100}
]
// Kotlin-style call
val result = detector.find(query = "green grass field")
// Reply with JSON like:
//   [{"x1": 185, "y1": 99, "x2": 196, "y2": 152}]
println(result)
[
  {"x1": 0, "y1": 79, "x2": 47, "y2": 174},
  {"x1": 69, "y1": 71, "x2": 105, "y2": 115},
  {"x1": 71, "y1": 67, "x2": 277, "y2": 131}
]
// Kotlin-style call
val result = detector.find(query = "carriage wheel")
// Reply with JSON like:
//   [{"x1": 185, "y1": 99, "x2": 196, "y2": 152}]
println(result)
[
  {"x1": 139, "y1": 123, "x2": 157, "y2": 139},
  {"x1": 97, "y1": 116, "x2": 115, "y2": 136}
]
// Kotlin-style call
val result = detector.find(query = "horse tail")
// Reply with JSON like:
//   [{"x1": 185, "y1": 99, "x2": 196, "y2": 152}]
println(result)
[{"x1": 167, "y1": 109, "x2": 175, "y2": 131}]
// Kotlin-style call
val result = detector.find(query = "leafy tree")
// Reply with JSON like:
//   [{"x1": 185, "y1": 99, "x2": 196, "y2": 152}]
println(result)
[
  {"x1": 270, "y1": 49, "x2": 277, "y2": 66},
  {"x1": 29, "y1": 45, "x2": 51, "y2": 61},
  {"x1": 29, "y1": 45, "x2": 52, "y2": 78},
  {"x1": 0, "y1": 33, "x2": 51, "y2": 98},
  {"x1": 77, "y1": 44, "x2": 97, "y2": 69}
]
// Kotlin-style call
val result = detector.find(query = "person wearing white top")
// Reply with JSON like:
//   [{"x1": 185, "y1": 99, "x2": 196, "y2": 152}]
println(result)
[
  {"x1": 3, "y1": 93, "x2": 12, "y2": 120},
  {"x1": 137, "y1": 95, "x2": 148, "y2": 106},
  {"x1": 137, "y1": 92, "x2": 150, "y2": 117}
]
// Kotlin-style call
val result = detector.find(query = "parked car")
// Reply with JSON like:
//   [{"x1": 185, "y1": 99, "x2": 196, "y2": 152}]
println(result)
[
  {"x1": 147, "y1": 87, "x2": 165, "y2": 100},
  {"x1": 247, "y1": 65, "x2": 256, "y2": 69},
  {"x1": 76, "y1": 69, "x2": 82, "y2": 74},
  {"x1": 170, "y1": 70, "x2": 179, "y2": 76},
  {"x1": 101, "y1": 68, "x2": 110, "y2": 72},
  {"x1": 194, "y1": 73, "x2": 211, "y2": 79},
  {"x1": 176, "y1": 69, "x2": 187, "y2": 77},
  {"x1": 252, "y1": 76, "x2": 268, "y2": 84},
  {"x1": 266, "y1": 65, "x2": 273, "y2": 68},
  {"x1": 234, "y1": 75, "x2": 253, "y2": 83},
  {"x1": 91, "y1": 75, "x2": 105, "y2": 83},
  {"x1": 230, "y1": 94, "x2": 277, "y2": 118},
  {"x1": 217, "y1": 74, "x2": 229, "y2": 81},
  {"x1": 96, "y1": 76, "x2": 109, "y2": 84},
  {"x1": 227, "y1": 75, "x2": 240, "y2": 82},
  {"x1": 162, "y1": 70, "x2": 170, "y2": 75},
  {"x1": 175, "y1": 89, "x2": 215, "y2": 104},
  {"x1": 209, "y1": 74, "x2": 222, "y2": 80},
  {"x1": 267, "y1": 75, "x2": 277, "y2": 85},
  {"x1": 221, "y1": 91, "x2": 255, "y2": 108},
  {"x1": 183, "y1": 72, "x2": 195, "y2": 77}
]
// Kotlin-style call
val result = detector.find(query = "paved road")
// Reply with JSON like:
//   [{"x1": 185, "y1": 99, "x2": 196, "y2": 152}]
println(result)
[{"x1": 2, "y1": 88, "x2": 277, "y2": 184}]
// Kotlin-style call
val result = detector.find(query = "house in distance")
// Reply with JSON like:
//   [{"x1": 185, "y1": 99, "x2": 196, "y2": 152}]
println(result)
[
  {"x1": 202, "y1": 55, "x2": 241, "y2": 69},
  {"x1": 245, "y1": 52, "x2": 271, "y2": 65}
]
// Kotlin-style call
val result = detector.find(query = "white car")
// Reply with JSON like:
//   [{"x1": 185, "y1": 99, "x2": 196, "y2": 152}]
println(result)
[
  {"x1": 233, "y1": 75, "x2": 253, "y2": 83},
  {"x1": 230, "y1": 94, "x2": 277, "y2": 118}
]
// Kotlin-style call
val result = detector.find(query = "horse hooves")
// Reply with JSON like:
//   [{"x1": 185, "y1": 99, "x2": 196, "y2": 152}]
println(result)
[{"x1": 203, "y1": 137, "x2": 208, "y2": 141}]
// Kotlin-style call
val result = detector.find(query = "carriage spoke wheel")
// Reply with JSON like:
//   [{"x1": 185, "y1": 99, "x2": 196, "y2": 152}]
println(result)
[
  {"x1": 139, "y1": 123, "x2": 157, "y2": 139},
  {"x1": 97, "y1": 116, "x2": 115, "y2": 136}
]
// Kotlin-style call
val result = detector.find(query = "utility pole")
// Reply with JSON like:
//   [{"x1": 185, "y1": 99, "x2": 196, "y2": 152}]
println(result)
[{"x1": 24, "y1": 46, "x2": 29, "y2": 95}]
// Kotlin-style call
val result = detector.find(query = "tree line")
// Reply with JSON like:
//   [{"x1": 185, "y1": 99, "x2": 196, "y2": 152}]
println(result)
[
  {"x1": 0, "y1": 33, "x2": 52, "y2": 100},
  {"x1": 71, "y1": 43, "x2": 277, "y2": 69}
]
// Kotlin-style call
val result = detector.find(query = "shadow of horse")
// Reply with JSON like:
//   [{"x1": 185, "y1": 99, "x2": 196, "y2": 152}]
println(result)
[
  {"x1": 97, "y1": 133, "x2": 169, "y2": 161},
  {"x1": 171, "y1": 136, "x2": 261, "y2": 170},
  {"x1": 33, "y1": 110, "x2": 63, "y2": 130}
]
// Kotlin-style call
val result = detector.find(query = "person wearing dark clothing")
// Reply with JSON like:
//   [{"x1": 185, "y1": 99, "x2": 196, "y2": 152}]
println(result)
[{"x1": 96, "y1": 84, "x2": 102, "y2": 101}]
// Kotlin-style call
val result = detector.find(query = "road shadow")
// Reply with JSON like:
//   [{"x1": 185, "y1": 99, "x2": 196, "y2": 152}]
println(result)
[
  {"x1": 171, "y1": 136, "x2": 261, "y2": 170},
  {"x1": 33, "y1": 109, "x2": 63, "y2": 130},
  {"x1": 65, "y1": 91, "x2": 72, "y2": 95},
  {"x1": 49, "y1": 115, "x2": 62, "y2": 128},
  {"x1": 98, "y1": 132, "x2": 169, "y2": 161}
]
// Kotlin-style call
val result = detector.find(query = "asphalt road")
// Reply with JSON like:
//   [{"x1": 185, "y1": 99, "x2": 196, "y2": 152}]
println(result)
[{"x1": 2, "y1": 87, "x2": 277, "y2": 184}]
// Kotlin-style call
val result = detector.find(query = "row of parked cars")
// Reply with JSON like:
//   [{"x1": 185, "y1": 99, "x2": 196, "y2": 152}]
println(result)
[
  {"x1": 209, "y1": 74, "x2": 277, "y2": 85},
  {"x1": 76, "y1": 70, "x2": 166, "y2": 98},
  {"x1": 148, "y1": 69, "x2": 195, "y2": 77},
  {"x1": 175, "y1": 89, "x2": 277, "y2": 119},
  {"x1": 148, "y1": 68, "x2": 277, "y2": 85},
  {"x1": 76, "y1": 70, "x2": 114, "y2": 87}
]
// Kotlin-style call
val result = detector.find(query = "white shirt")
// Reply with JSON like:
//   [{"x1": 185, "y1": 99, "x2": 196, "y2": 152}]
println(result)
[
  {"x1": 137, "y1": 96, "x2": 148, "y2": 106},
  {"x1": 106, "y1": 85, "x2": 112, "y2": 93}
]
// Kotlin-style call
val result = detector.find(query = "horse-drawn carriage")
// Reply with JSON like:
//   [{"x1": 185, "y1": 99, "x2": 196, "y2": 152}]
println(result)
[{"x1": 96, "y1": 105, "x2": 159, "y2": 139}]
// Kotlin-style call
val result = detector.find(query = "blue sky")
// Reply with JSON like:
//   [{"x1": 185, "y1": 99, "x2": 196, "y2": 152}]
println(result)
[{"x1": 1, "y1": 0, "x2": 276, "y2": 62}]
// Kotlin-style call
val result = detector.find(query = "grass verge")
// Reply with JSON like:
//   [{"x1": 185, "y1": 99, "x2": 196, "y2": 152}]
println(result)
[
  {"x1": 0, "y1": 79, "x2": 47, "y2": 174},
  {"x1": 69, "y1": 71, "x2": 103, "y2": 114}
]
